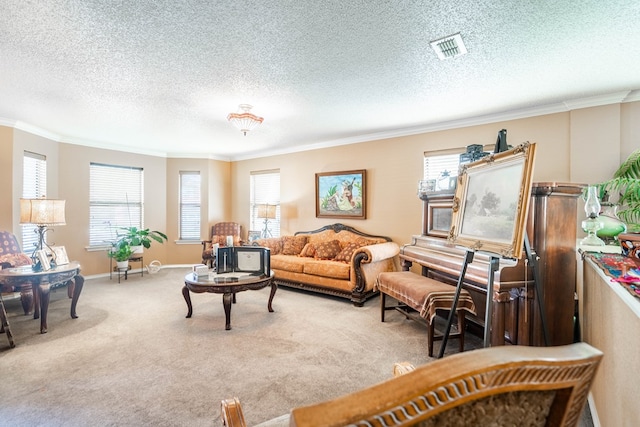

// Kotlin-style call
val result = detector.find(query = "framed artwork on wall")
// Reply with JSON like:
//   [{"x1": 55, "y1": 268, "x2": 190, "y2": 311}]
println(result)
[
  {"x1": 316, "y1": 169, "x2": 366, "y2": 219},
  {"x1": 448, "y1": 142, "x2": 537, "y2": 259}
]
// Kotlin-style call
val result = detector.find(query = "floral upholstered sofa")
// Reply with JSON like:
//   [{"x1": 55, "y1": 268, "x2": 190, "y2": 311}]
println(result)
[{"x1": 253, "y1": 223, "x2": 400, "y2": 306}]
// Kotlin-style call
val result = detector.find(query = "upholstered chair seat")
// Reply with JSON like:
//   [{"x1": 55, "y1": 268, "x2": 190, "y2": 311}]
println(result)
[{"x1": 201, "y1": 222, "x2": 242, "y2": 267}]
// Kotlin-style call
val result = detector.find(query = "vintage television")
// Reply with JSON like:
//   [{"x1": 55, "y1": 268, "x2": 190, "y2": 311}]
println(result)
[{"x1": 216, "y1": 246, "x2": 270, "y2": 276}]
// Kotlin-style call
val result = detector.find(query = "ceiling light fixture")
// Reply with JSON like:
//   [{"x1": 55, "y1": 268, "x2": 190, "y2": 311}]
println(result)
[
  {"x1": 430, "y1": 33, "x2": 467, "y2": 60},
  {"x1": 227, "y1": 104, "x2": 264, "y2": 136}
]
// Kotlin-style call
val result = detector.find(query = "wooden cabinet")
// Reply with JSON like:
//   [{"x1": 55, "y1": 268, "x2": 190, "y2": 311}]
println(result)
[{"x1": 401, "y1": 182, "x2": 582, "y2": 346}]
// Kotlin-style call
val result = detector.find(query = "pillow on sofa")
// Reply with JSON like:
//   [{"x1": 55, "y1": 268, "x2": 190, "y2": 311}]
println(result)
[
  {"x1": 314, "y1": 240, "x2": 342, "y2": 260},
  {"x1": 334, "y1": 242, "x2": 360, "y2": 263},
  {"x1": 299, "y1": 243, "x2": 316, "y2": 258},
  {"x1": 355, "y1": 237, "x2": 377, "y2": 247},
  {"x1": 255, "y1": 237, "x2": 283, "y2": 255},
  {"x1": 282, "y1": 235, "x2": 308, "y2": 255}
]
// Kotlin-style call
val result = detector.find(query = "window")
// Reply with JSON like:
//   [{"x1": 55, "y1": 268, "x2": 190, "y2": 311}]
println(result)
[
  {"x1": 22, "y1": 151, "x2": 47, "y2": 253},
  {"x1": 250, "y1": 170, "x2": 280, "y2": 237},
  {"x1": 424, "y1": 145, "x2": 494, "y2": 181},
  {"x1": 423, "y1": 148, "x2": 463, "y2": 181},
  {"x1": 89, "y1": 163, "x2": 144, "y2": 247},
  {"x1": 179, "y1": 171, "x2": 201, "y2": 240}
]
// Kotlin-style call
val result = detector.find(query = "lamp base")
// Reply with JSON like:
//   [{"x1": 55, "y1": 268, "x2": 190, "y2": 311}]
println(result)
[
  {"x1": 261, "y1": 219, "x2": 272, "y2": 239},
  {"x1": 581, "y1": 218, "x2": 605, "y2": 247}
]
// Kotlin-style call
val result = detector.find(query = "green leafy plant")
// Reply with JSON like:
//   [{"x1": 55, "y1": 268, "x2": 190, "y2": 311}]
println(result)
[
  {"x1": 116, "y1": 226, "x2": 168, "y2": 249},
  {"x1": 595, "y1": 148, "x2": 640, "y2": 231},
  {"x1": 107, "y1": 243, "x2": 133, "y2": 262}
]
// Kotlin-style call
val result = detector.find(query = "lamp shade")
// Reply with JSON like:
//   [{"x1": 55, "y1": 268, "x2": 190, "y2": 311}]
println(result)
[
  {"x1": 20, "y1": 199, "x2": 66, "y2": 226},
  {"x1": 256, "y1": 203, "x2": 277, "y2": 220}
]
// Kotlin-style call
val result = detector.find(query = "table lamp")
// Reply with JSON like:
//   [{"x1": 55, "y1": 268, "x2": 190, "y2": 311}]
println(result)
[
  {"x1": 256, "y1": 203, "x2": 277, "y2": 238},
  {"x1": 20, "y1": 198, "x2": 66, "y2": 261}
]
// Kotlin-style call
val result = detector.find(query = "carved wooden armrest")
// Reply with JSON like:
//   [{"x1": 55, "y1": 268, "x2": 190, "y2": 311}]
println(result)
[
  {"x1": 393, "y1": 361, "x2": 416, "y2": 377},
  {"x1": 221, "y1": 397, "x2": 247, "y2": 427}
]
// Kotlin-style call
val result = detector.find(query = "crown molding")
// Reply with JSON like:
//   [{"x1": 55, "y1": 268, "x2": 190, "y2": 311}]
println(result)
[
  {"x1": 2, "y1": 89, "x2": 638, "y2": 162},
  {"x1": 232, "y1": 90, "x2": 637, "y2": 161},
  {"x1": 623, "y1": 89, "x2": 640, "y2": 103},
  {"x1": 563, "y1": 91, "x2": 632, "y2": 110}
]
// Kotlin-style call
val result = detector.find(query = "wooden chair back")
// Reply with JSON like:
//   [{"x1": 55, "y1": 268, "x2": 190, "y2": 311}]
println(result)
[
  {"x1": 288, "y1": 343, "x2": 602, "y2": 427},
  {"x1": 222, "y1": 343, "x2": 602, "y2": 426}
]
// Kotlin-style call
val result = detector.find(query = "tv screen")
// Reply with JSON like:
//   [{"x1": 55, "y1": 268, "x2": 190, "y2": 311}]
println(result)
[{"x1": 216, "y1": 246, "x2": 270, "y2": 275}]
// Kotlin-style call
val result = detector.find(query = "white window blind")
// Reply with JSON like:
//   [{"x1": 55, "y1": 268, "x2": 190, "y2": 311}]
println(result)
[
  {"x1": 423, "y1": 149, "x2": 463, "y2": 181},
  {"x1": 89, "y1": 163, "x2": 144, "y2": 247},
  {"x1": 22, "y1": 151, "x2": 47, "y2": 253},
  {"x1": 424, "y1": 145, "x2": 495, "y2": 180},
  {"x1": 179, "y1": 171, "x2": 201, "y2": 240},
  {"x1": 250, "y1": 170, "x2": 280, "y2": 237}
]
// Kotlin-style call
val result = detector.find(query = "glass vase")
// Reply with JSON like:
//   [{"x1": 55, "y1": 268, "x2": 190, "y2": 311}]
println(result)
[{"x1": 596, "y1": 203, "x2": 627, "y2": 245}]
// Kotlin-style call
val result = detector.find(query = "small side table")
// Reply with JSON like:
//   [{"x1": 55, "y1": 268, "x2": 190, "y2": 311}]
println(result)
[
  {"x1": 0, "y1": 261, "x2": 83, "y2": 335},
  {"x1": 110, "y1": 255, "x2": 144, "y2": 283}
]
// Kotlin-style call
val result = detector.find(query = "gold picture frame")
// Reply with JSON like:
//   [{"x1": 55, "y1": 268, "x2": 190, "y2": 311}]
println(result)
[
  {"x1": 448, "y1": 142, "x2": 537, "y2": 259},
  {"x1": 316, "y1": 170, "x2": 366, "y2": 219}
]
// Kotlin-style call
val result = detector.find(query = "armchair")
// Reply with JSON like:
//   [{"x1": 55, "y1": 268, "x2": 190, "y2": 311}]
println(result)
[
  {"x1": 201, "y1": 222, "x2": 242, "y2": 267},
  {"x1": 221, "y1": 342, "x2": 602, "y2": 427}
]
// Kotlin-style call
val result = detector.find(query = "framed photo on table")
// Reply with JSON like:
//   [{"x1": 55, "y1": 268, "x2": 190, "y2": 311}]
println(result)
[
  {"x1": 316, "y1": 169, "x2": 366, "y2": 219},
  {"x1": 36, "y1": 249, "x2": 51, "y2": 271},
  {"x1": 51, "y1": 246, "x2": 69, "y2": 265},
  {"x1": 247, "y1": 231, "x2": 261, "y2": 243},
  {"x1": 448, "y1": 142, "x2": 537, "y2": 259}
]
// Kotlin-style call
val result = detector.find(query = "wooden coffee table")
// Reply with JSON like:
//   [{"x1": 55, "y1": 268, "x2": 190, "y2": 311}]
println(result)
[{"x1": 182, "y1": 270, "x2": 276, "y2": 330}]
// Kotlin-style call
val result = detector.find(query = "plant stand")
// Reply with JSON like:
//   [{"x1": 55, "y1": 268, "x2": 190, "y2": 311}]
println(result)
[{"x1": 110, "y1": 255, "x2": 144, "y2": 283}]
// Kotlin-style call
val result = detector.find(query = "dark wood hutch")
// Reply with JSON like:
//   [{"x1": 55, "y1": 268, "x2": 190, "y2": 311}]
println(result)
[{"x1": 400, "y1": 182, "x2": 583, "y2": 346}]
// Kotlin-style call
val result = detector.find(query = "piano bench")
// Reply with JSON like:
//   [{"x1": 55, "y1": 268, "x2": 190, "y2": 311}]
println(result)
[{"x1": 377, "y1": 271, "x2": 476, "y2": 357}]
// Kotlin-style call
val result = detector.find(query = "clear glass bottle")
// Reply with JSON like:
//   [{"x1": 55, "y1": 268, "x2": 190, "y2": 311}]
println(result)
[{"x1": 581, "y1": 186, "x2": 605, "y2": 246}]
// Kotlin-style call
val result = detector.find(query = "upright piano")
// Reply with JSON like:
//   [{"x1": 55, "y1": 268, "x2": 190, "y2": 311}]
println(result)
[{"x1": 400, "y1": 182, "x2": 583, "y2": 346}]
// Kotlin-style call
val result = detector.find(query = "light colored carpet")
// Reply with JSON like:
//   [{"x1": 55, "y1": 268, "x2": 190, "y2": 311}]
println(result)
[{"x1": 0, "y1": 267, "x2": 481, "y2": 426}]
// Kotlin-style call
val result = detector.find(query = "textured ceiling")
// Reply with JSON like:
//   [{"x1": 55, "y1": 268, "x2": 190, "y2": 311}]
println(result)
[{"x1": 1, "y1": 0, "x2": 639, "y2": 160}]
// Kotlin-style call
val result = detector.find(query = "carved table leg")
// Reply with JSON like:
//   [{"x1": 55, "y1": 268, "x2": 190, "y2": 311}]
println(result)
[
  {"x1": 223, "y1": 292, "x2": 233, "y2": 330},
  {"x1": 17, "y1": 283, "x2": 34, "y2": 315},
  {"x1": 70, "y1": 275, "x2": 84, "y2": 319},
  {"x1": 267, "y1": 282, "x2": 277, "y2": 312},
  {"x1": 32, "y1": 282, "x2": 40, "y2": 320},
  {"x1": 0, "y1": 297, "x2": 15, "y2": 348},
  {"x1": 38, "y1": 281, "x2": 51, "y2": 334},
  {"x1": 182, "y1": 285, "x2": 193, "y2": 318},
  {"x1": 67, "y1": 279, "x2": 74, "y2": 299}
]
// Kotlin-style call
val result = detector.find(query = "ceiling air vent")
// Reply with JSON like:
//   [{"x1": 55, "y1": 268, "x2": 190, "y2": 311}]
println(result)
[{"x1": 430, "y1": 33, "x2": 467, "y2": 60}]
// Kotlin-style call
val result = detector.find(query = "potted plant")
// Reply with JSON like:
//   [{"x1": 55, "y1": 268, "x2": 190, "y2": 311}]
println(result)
[
  {"x1": 594, "y1": 148, "x2": 640, "y2": 232},
  {"x1": 116, "y1": 226, "x2": 168, "y2": 253},
  {"x1": 108, "y1": 243, "x2": 134, "y2": 269}
]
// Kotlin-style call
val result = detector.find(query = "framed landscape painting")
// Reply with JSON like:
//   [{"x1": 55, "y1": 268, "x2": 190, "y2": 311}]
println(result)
[
  {"x1": 448, "y1": 142, "x2": 537, "y2": 259},
  {"x1": 316, "y1": 170, "x2": 366, "y2": 219}
]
